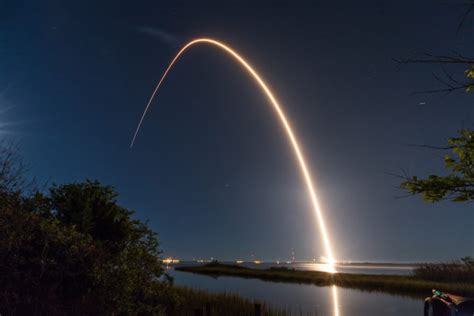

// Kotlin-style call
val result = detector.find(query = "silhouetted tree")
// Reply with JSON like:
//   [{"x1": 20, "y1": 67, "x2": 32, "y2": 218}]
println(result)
[
  {"x1": 0, "y1": 140, "x2": 34, "y2": 194},
  {"x1": 398, "y1": 2, "x2": 474, "y2": 203},
  {"x1": 48, "y1": 180, "x2": 166, "y2": 314},
  {"x1": 50, "y1": 180, "x2": 134, "y2": 252},
  {"x1": 395, "y1": 2, "x2": 474, "y2": 95},
  {"x1": 0, "y1": 143, "x2": 168, "y2": 314},
  {"x1": 401, "y1": 129, "x2": 473, "y2": 202}
]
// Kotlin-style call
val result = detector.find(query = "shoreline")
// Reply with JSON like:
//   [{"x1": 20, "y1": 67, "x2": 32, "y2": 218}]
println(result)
[{"x1": 175, "y1": 262, "x2": 474, "y2": 298}]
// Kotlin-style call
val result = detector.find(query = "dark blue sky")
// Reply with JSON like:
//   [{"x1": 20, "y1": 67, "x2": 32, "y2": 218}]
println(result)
[{"x1": 1, "y1": 1, "x2": 472, "y2": 262}]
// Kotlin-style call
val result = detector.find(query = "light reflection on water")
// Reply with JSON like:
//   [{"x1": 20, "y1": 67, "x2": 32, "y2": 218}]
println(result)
[
  {"x1": 171, "y1": 261, "x2": 415, "y2": 275},
  {"x1": 169, "y1": 268, "x2": 422, "y2": 315},
  {"x1": 300, "y1": 263, "x2": 414, "y2": 275},
  {"x1": 332, "y1": 286, "x2": 340, "y2": 316}
]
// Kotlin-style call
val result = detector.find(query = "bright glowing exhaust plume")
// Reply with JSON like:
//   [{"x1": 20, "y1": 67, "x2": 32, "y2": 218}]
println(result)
[{"x1": 130, "y1": 38, "x2": 336, "y2": 267}]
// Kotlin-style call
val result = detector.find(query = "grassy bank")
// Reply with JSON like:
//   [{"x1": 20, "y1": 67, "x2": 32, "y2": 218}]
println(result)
[
  {"x1": 175, "y1": 262, "x2": 474, "y2": 298},
  {"x1": 414, "y1": 257, "x2": 474, "y2": 283},
  {"x1": 170, "y1": 286, "x2": 286, "y2": 315}
]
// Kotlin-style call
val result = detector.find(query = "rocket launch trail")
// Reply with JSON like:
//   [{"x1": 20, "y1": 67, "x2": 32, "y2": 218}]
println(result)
[{"x1": 130, "y1": 38, "x2": 337, "y2": 270}]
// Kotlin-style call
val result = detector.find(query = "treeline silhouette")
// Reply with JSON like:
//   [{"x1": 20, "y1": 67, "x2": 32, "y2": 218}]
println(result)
[{"x1": 0, "y1": 142, "x2": 283, "y2": 315}]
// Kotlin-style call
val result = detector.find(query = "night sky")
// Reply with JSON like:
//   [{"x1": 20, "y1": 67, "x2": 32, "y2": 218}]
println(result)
[{"x1": 1, "y1": 1, "x2": 472, "y2": 262}]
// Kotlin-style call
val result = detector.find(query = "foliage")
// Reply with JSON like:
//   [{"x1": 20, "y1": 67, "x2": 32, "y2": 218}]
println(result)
[
  {"x1": 0, "y1": 187, "x2": 285, "y2": 315},
  {"x1": 0, "y1": 192, "x2": 99, "y2": 315},
  {"x1": 0, "y1": 182, "x2": 170, "y2": 315},
  {"x1": 401, "y1": 129, "x2": 474, "y2": 202},
  {"x1": 50, "y1": 181, "x2": 132, "y2": 247},
  {"x1": 414, "y1": 257, "x2": 474, "y2": 283},
  {"x1": 0, "y1": 145, "x2": 283, "y2": 315},
  {"x1": 398, "y1": 5, "x2": 474, "y2": 204},
  {"x1": 0, "y1": 140, "x2": 168, "y2": 315}
]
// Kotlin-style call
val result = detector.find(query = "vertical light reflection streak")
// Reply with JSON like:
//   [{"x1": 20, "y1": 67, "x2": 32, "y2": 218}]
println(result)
[{"x1": 332, "y1": 285, "x2": 340, "y2": 316}]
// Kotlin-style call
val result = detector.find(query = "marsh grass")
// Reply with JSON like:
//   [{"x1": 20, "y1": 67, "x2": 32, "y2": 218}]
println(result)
[
  {"x1": 414, "y1": 257, "x2": 474, "y2": 283},
  {"x1": 176, "y1": 262, "x2": 474, "y2": 298},
  {"x1": 169, "y1": 286, "x2": 287, "y2": 315}
]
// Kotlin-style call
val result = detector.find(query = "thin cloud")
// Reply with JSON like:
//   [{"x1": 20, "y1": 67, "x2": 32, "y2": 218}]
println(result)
[
  {"x1": 0, "y1": 82, "x2": 15, "y2": 98},
  {"x1": 134, "y1": 26, "x2": 180, "y2": 45}
]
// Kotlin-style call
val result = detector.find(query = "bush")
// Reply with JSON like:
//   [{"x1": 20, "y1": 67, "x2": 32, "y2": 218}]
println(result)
[
  {"x1": 0, "y1": 179, "x2": 168, "y2": 315},
  {"x1": 0, "y1": 145, "x2": 284, "y2": 315},
  {"x1": 0, "y1": 192, "x2": 99, "y2": 314},
  {"x1": 414, "y1": 257, "x2": 474, "y2": 283}
]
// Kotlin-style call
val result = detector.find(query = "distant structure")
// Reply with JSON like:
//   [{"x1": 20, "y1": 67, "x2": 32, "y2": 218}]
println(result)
[
  {"x1": 162, "y1": 257, "x2": 180, "y2": 264},
  {"x1": 291, "y1": 250, "x2": 296, "y2": 263}
]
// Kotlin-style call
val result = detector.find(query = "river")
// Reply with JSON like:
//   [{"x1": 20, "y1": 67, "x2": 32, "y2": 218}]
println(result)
[{"x1": 169, "y1": 262, "x2": 423, "y2": 315}]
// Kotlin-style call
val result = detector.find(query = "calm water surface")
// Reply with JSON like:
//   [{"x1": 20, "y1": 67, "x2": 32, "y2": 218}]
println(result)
[
  {"x1": 170, "y1": 263, "x2": 423, "y2": 315},
  {"x1": 234, "y1": 262, "x2": 415, "y2": 275}
]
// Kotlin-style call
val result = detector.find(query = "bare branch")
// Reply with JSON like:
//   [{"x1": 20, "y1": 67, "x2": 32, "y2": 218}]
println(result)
[
  {"x1": 395, "y1": 53, "x2": 474, "y2": 65},
  {"x1": 0, "y1": 139, "x2": 36, "y2": 194},
  {"x1": 457, "y1": 1, "x2": 474, "y2": 33},
  {"x1": 411, "y1": 85, "x2": 467, "y2": 95}
]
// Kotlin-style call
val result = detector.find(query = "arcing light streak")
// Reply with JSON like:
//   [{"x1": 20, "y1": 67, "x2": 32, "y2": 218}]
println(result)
[{"x1": 130, "y1": 38, "x2": 336, "y2": 268}]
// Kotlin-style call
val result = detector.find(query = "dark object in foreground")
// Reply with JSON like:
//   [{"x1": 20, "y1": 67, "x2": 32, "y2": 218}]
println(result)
[{"x1": 424, "y1": 289, "x2": 474, "y2": 316}]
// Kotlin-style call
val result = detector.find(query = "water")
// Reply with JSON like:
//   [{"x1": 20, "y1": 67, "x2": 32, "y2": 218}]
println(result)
[
  {"x1": 169, "y1": 263, "x2": 423, "y2": 315},
  {"x1": 172, "y1": 261, "x2": 415, "y2": 275}
]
